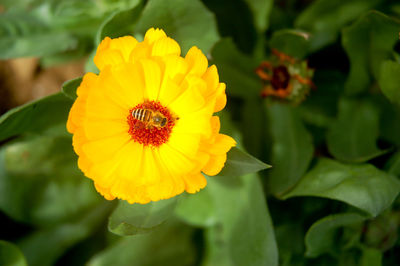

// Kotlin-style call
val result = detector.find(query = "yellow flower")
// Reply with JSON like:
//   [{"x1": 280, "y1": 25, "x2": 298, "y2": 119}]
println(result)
[{"x1": 67, "y1": 28, "x2": 236, "y2": 204}]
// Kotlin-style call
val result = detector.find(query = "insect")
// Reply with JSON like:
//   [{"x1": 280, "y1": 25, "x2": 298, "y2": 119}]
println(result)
[{"x1": 131, "y1": 108, "x2": 168, "y2": 129}]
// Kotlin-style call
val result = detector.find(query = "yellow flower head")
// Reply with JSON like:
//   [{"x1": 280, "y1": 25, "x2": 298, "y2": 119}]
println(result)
[{"x1": 67, "y1": 28, "x2": 236, "y2": 204}]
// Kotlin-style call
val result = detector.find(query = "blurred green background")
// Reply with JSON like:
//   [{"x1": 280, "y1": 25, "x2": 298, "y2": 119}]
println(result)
[{"x1": 1, "y1": 0, "x2": 400, "y2": 265}]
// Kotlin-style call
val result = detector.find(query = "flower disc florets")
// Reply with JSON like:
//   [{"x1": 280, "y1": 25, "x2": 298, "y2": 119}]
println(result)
[
  {"x1": 128, "y1": 101, "x2": 176, "y2": 147},
  {"x1": 256, "y1": 49, "x2": 314, "y2": 104},
  {"x1": 67, "y1": 28, "x2": 236, "y2": 204}
]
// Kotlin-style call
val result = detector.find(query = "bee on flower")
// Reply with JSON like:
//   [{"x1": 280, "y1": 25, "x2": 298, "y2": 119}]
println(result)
[
  {"x1": 256, "y1": 49, "x2": 315, "y2": 104},
  {"x1": 67, "y1": 28, "x2": 236, "y2": 204}
]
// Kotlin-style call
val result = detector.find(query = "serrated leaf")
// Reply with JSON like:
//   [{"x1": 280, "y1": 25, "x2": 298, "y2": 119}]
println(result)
[
  {"x1": 265, "y1": 102, "x2": 314, "y2": 196},
  {"x1": 342, "y1": 11, "x2": 400, "y2": 95},
  {"x1": 327, "y1": 98, "x2": 386, "y2": 163},
  {"x1": 282, "y1": 158, "x2": 400, "y2": 217},
  {"x1": 108, "y1": 198, "x2": 177, "y2": 236},
  {"x1": 217, "y1": 147, "x2": 270, "y2": 177},
  {"x1": 244, "y1": 0, "x2": 273, "y2": 32},
  {"x1": 95, "y1": 0, "x2": 143, "y2": 44},
  {"x1": 204, "y1": 174, "x2": 278, "y2": 266},
  {"x1": 61, "y1": 77, "x2": 82, "y2": 100},
  {"x1": 0, "y1": 11, "x2": 78, "y2": 59},
  {"x1": 305, "y1": 213, "x2": 367, "y2": 257},
  {"x1": 211, "y1": 39, "x2": 261, "y2": 98},
  {"x1": 378, "y1": 60, "x2": 400, "y2": 105},
  {"x1": 0, "y1": 240, "x2": 27, "y2": 266},
  {"x1": 0, "y1": 93, "x2": 73, "y2": 141},
  {"x1": 295, "y1": 0, "x2": 381, "y2": 51},
  {"x1": 269, "y1": 29, "x2": 311, "y2": 59},
  {"x1": 135, "y1": 0, "x2": 219, "y2": 54}
]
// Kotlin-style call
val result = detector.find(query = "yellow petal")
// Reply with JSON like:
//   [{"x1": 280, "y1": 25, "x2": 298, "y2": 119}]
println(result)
[
  {"x1": 183, "y1": 173, "x2": 207, "y2": 193},
  {"x1": 151, "y1": 37, "x2": 181, "y2": 57},
  {"x1": 168, "y1": 85, "x2": 205, "y2": 115},
  {"x1": 140, "y1": 59, "x2": 162, "y2": 101},
  {"x1": 84, "y1": 117, "x2": 128, "y2": 140},
  {"x1": 158, "y1": 143, "x2": 197, "y2": 176},
  {"x1": 185, "y1": 46, "x2": 208, "y2": 76},
  {"x1": 144, "y1": 28, "x2": 167, "y2": 44},
  {"x1": 214, "y1": 83, "x2": 227, "y2": 112},
  {"x1": 202, "y1": 154, "x2": 227, "y2": 176},
  {"x1": 82, "y1": 134, "x2": 131, "y2": 163},
  {"x1": 111, "y1": 63, "x2": 145, "y2": 106}
]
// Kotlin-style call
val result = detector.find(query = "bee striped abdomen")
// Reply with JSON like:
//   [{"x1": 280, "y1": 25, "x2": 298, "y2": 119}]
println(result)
[{"x1": 132, "y1": 109, "x2": 152, "y2": 122}]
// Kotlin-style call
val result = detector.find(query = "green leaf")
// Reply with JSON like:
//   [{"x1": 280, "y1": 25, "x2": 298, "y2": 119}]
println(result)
[
  {"x1": 0, "y1": 240, "x2": 27, "y2": 266},
  {"x1": 269, "y1": 29, "x2": 311, "y2": 59},
  {"x1": 0, "y1": 135, "x2": 102, "y2": 227},
  {"x1": 135, "y1": 0, "x2": 219, "y2": 54},
  {"x1": 174, "y1": 188, "x2": 216, "y2": 227},
  {"x1": 203, "y1": 174, "x2": 278, "y2": 266},
  {"x1": 217, "y1": 147, "x2": 270, "y2": 177},
  {"x1": 282, "y1": 158, "x2": 400, "y2": 217},
  {"x1": 17, "y1": 202, "x2": 114, "y2": 266},
  {"x1": 305, "y1": 213, "x2": 367, "y2": 257},
  {"x1": 265, "y1": 102, "x2": 314, "y2": 196},
  {"x1": 0, "y1": 11, "x2": 78, "y2": 59},
  {"x1": 342, "y1": 11, "x2": 400, "y2": 95},
  {"x1": 244, "y1": 0, "x2": 273, "y2": 32},
  {"x1": 0, "y1": 93, "x2": 73, "y2": 141},
  {"x1": 385, "y1": 151, "x2": 400, "y2": 177},
  {"x1": 108, "y1": 198, "x2": 177, "y2": 236},
  {"x1": 61, "y1": 77, "x2": 82, "y2": 100},
  {"x1": 326, "y1": 98, "x2": 386, "y2": 163},
  {"x1": 96, "y1": 0, "x2": 143, "y2": 44},
  {"x1": 295, "y1": 0, "x2": 381, "y2": 51},
  {"x1": 211, "y1": 39, "x2": 261, "y2": 98},
  {"x1": 88, "y1": 220, "x2": 196, "y2": 266},
  {"x1": 378, "y1": 60, "x2": 400, "y2": 105},
  {"x1": 360, "y1": 247, "x2": 382, "y2": 266}
]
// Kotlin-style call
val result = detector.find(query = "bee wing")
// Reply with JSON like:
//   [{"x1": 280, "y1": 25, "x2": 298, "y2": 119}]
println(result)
[{"x1": 134, "y1": 121, "x2": 146, "y2": 130}]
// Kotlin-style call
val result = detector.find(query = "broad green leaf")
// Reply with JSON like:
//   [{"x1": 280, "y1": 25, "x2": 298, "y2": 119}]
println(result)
[
  {"x1": 174, "y1": 188, "x2": 216, "y2": 227},
  {"x1": 298, "y1": 70, "x2": 344, "y2": 128},
  {"x1": 88, "y1": 220, "x2": 196, "y2": 266},
  {"x1": 342, "y1": 11, "x2": 400, "y2": 95},
  {"x1": 378, "y1": 60, "x2": 400, "y2": 105},
  {"x1": 282, "y1": 158, "x2": 400, "y2": 217},
  {"x1": 61, "y1": 77, "x2": 82, "y2": 100},
  {"x1": 203, "y1": 174, "x2": 278, "y2": 266},
  {"x1": 361, "y1": 247, "x2": 382, "y2": 266},
  {"x1": 0, "y1": 11, "x2": 78, "y2": 59},
  {"x1": 217, "y1": 147, "x2": 270, "y2": 177},
  {"x1": 211, "y1": 39, "x2": 261, "y2": 98},
  {"x1": 241, "y1": 98, "x2": 268, "y2": 157},
  {"x1": 95, "y1": 0, "x2": 143, "y2": 44},
  {"x1": 0, "y1": 93, "x2": 73, "y2": 141},
  {"x1": 269, "y1": 29, "x2": 311, "y2": 59},
  {"x1": 17, "y1": 202, "x2": 113, "y2": 266},
  {"x1": 0, "y1": 240, "x2": 27, "y2": 266},
  {"x1": 305, "y1": 213, "x2": 367, "y2": 257},
  {"x1": 244, "y1": 0, "x2": 273, "y2": 32},
  {"x1": 295, "y1": 0, "x2": 381, "y2": 51},
  {"x1": 377, "y1": 95, "x2": 400, "y2": 147},
  {"x1": 385, "y1": 151, "x2": 400, "y2": 177},
  {"x1": 135, "y1": 0, "x2": 219, "y2": 54},
  {"x1": 327, "y1": 98, "x2": 386, "y2": 163},
  {"x1": 0, "y1": 135, "x2": 102, "y2": 226},
  {"x1": 265, "y1": 102, "x2": 314, "y2": 196},
  {"x1": 108, "y1": 198, "x2": 177, "y2": 236}
]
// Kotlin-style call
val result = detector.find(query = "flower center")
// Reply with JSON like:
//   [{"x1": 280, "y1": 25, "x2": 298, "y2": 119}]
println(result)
[
  {"x1": 271, "y1": 65, "x2": 290, "y2": 90},
  {"x1": 127, "y1": 101, "x2": 176, "y2": 147}
]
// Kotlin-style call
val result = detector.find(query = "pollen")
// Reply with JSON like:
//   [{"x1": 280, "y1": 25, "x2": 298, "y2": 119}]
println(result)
[{"x1": 127, "y1": 101, "x2": 175, "y2": 147}]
